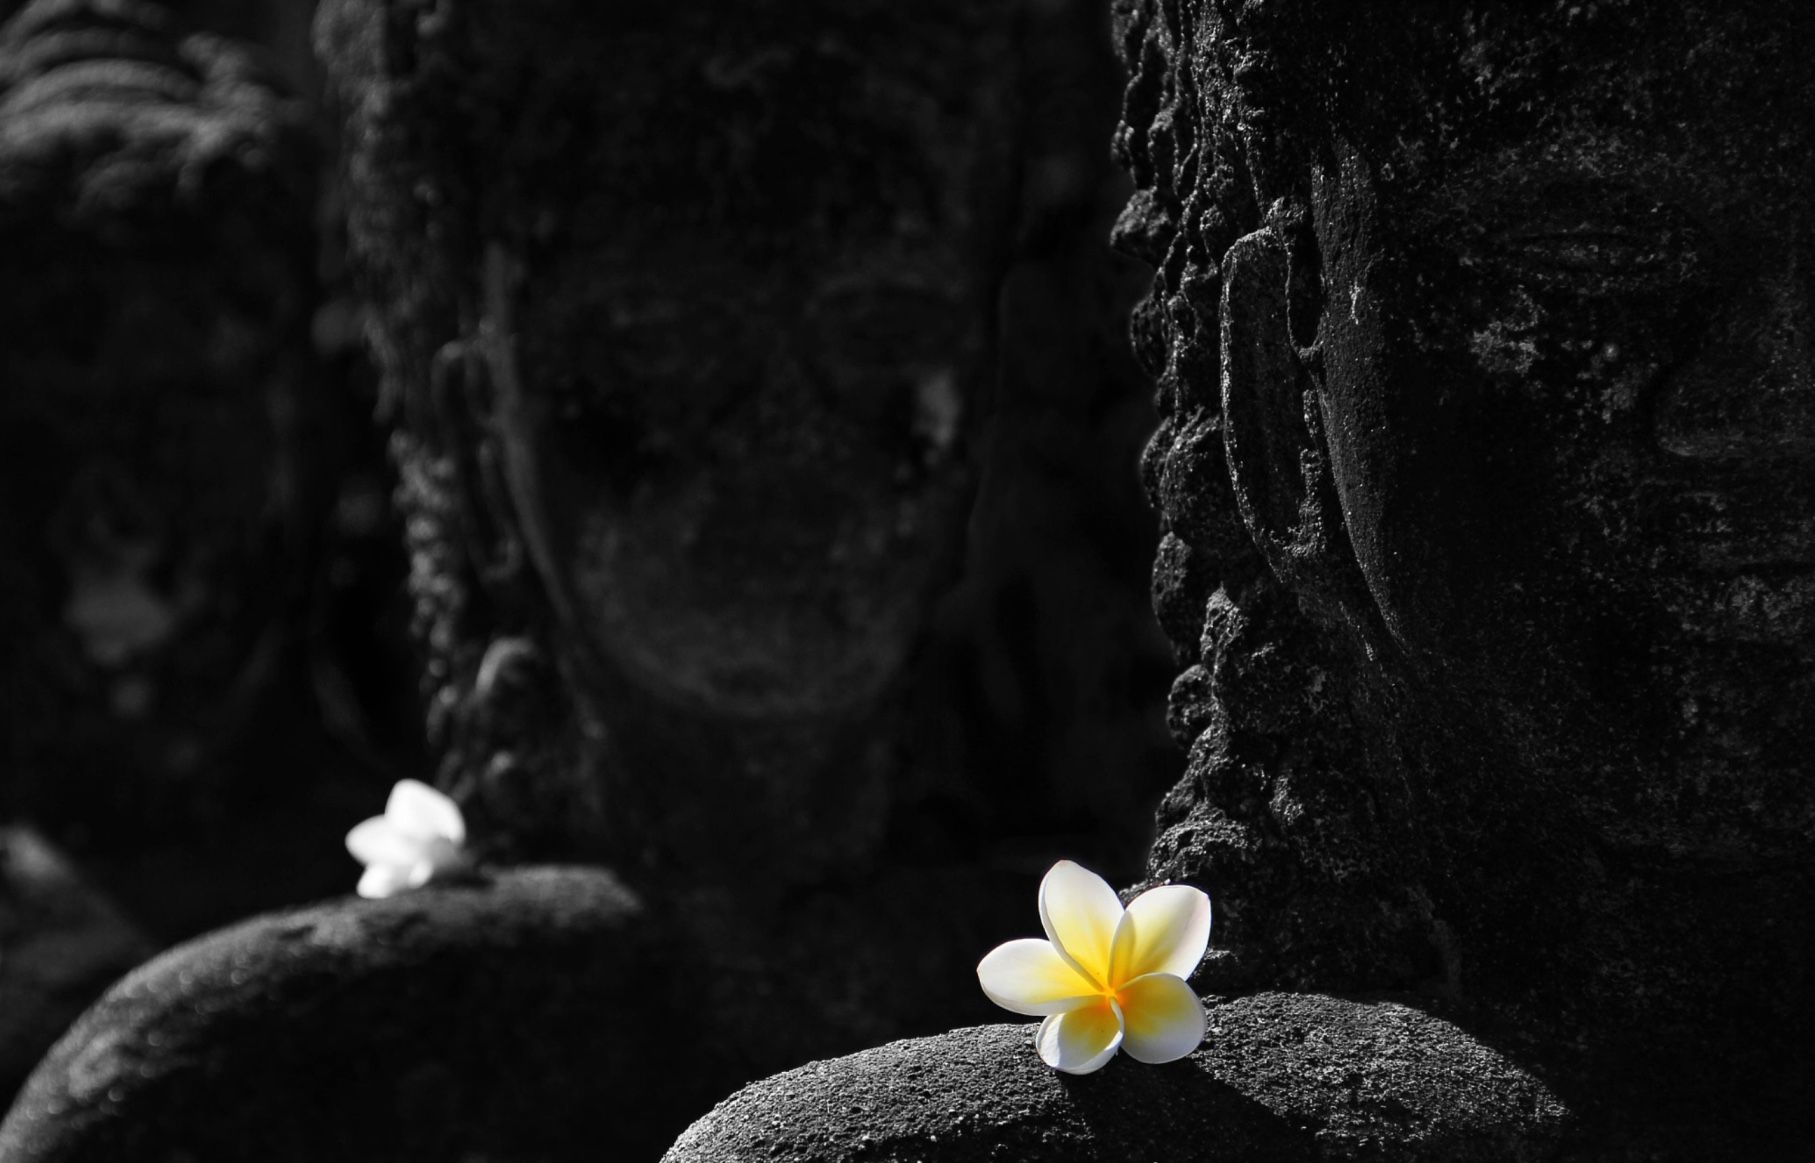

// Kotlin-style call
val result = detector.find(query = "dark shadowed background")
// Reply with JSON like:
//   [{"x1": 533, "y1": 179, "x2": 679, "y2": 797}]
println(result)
[{"x1": 0, "y1": 0, "x2": 1167, "y2": 1119}]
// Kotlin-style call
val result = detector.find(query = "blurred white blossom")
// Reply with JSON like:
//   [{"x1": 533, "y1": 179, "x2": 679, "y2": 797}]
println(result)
[{"x1": 345, "y1": 779, "x2": 468, "y2": 899}]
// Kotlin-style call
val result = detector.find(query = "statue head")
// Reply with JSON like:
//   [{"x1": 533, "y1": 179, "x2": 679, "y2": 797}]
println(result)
[
  {"x1": 323, "y1": 0, "x2": 1019, "y2": 880},
  {"x1": 0, "y1": 0, "x2": 318, "y2": 838},
  {"x1": 503, "y1": 4, "x2": 1012, "y2": 723},
  {"x1": 1116, "y1": 0, "x2": 1815, "y2": 1120}
]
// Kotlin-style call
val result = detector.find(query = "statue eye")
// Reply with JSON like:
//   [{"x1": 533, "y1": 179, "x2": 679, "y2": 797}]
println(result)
[
  {"x1": 1500, "y1": 229, "x2": 1675, "y2": 276},
  {"x1": 1485, "y1": 197, "x2": 1707, "y2": 292}
]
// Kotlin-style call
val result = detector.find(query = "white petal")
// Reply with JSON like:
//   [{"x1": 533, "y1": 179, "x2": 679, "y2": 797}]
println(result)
[
  {"x1": 1117, "y1": 972, "x2": 1206, "y2": 1064},
  {"x1": 1035, "y1": 999, "x2": 1125, "y2": 1075},
  {"x1": 346, "y1": 817, "x2": 417, "y2": 866},
  {"x1": 357, "y1": 863, "x2": 411, "y2": 899},
  {"x1": 1038, "y1": 860, "x2": 1123, "y2": 988},
  {"x1": 385, "y1": 779, "x2": 466, "y2": 845},
  {"x1": 420, "y1": 835, "x2": 467, "y2": 875},
  {"x1": 1110, "y1": 883, "x2": 1212, "y2": 984},
  {"x1": 977, "y1": 939, "x2": 1100, "y2": 1016}
]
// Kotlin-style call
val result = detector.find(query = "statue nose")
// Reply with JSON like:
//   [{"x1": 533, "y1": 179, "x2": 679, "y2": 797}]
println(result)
[{"x1": 1652, "y1": 266, "x2": 1815, "y2": 460}]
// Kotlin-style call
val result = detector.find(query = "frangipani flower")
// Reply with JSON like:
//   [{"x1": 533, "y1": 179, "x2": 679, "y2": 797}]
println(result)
[
  {"x1": 345, "y1": 779, "x2": 469, "y2": 899},
  {"x1": 977, "y1": 860, "x2": 1211, "y2": 1075}
]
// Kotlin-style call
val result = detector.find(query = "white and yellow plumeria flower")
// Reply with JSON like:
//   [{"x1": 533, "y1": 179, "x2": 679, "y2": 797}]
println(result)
[
  {"x1": 345, "y1": 779, "x2": 469, "y2": 899},
  {"x1": 977, "y1": 860, "x2": 1211, "y2": 1075}
]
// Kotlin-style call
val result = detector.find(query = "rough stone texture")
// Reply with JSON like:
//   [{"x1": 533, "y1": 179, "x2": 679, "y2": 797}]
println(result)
[
  {"x1": 0, "y1": 860, "x2": 1053, "y2": 1162},
  {"x1": 1107, "y1": 0, "x2": 1815, "y2": 1152},
  {"x1": 664, "y1": 994, "x2": 1567, "y2": 1163},
  {"x1": 0, "y1": 868, "x2": 716, "y2": 1163},
  {"x1": 0, "y1": 829, "x2": 150, "y2": 1111},
  {"x1": 0, "y1": 0, "x2": 326, "y2": 850},
  {"x1": 314, "y1": 0, "x2": 1025, "y2": 881},
  {"x1": 668, "y1": 2, "x2": 1812, "y2": 1159},
  {"x1": 0, "y1": 4, "x2": 1162, "y2": 1157},
  {"x1": 317, "y1": 0, "x2": 1167, "y2": 888}
]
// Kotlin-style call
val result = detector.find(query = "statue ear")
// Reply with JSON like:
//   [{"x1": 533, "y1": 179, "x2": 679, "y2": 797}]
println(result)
[{"x1": 1220, "y1": 226, "x2": 1320, "y2": 571}]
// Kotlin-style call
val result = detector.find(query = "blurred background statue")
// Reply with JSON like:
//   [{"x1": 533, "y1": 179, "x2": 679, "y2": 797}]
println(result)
[
  {"x1": 1, "y1": 0, "x2": 1167, "y2": 1156},
  {"x1": 0, "y1": 0, "x2": 337, "y2": 1104}
]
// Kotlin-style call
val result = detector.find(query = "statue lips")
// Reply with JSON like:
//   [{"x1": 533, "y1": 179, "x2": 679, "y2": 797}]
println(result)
[
  {"x1": 1658, "y1": 568, "x2": 1815, "y2": 643},
  {"x1": 1640, "y1": 472, "x2": 1812, "y2": 557},
  {"x1": 1625, "y1": 468, "x2": 1815, "y2": 643},
  {"x1": 564, "y1": 465, "x2": 935, "y2": 719}
]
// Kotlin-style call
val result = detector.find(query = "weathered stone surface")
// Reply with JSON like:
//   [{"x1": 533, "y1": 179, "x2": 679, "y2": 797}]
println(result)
[
  {"x1": 316, "y1": 0, "x2": 1022, "y2": 880},
  {"x1": 0, "y1": 858, "x2": 1056, "y2": 1161},
  {"x1": 316, "y1": 0, "x2": 1169, "y2": 890},
  {"x1": 668, "y1": 2, "x2": 1813, "y2": 1158},
  {"x1": 664, "y1": 993, "x2": 1568, "y2": 1163},
  {"x1": 1108, "y1": 0, "x2": 1815, "y2": 1149},
  {"x1": 0, "y1": 868, "x2": 713, "y2": 1162},
  {"x1": 0, "y1": 2, "x2": 1166, "y2": 1155}
]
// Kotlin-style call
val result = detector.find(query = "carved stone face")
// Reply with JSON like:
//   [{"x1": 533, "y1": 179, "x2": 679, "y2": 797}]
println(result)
[
  {"x1": 1119, "y1": 0, "x2": 1811, "y2": 1120},
  {"x1": 529, "y1": 230, "x2": 980, "y2": 721},
  {"x1": 0, "y1": 3, "x2": 316, "y2": 832},
  {"x1": 495, "y1": 12, "x2": 1005, "y2": 722},
  {"x1": 1303, "y1": 2, "x2": 1815, "y2": 863}
]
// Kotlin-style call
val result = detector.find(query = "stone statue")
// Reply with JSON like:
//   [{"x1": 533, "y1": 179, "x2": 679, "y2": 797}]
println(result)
[
  {"x1": 0, "y1": 2, "x2": 1156, "y2": 1157},
  {"x1": 313, "y1": 0, "x2": 1042, "y2": 1085},
  {"x1": 314, "y1": 0, "x2": 1023, "y2": 883},
  {"x1": 0, "y1": 0, "x2": 343, "y2": 1112},
  {"x1": 0, "y1": 0, "x2": 324, "y2": 865},
  {"x1": 666, "y1": 1, "x2": 1814, "y2": 1158}
]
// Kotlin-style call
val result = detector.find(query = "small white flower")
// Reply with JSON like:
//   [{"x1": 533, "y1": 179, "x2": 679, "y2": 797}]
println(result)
[
  {"x1": 977, "y1": 860, "x2": 1212, "y2": 1075},
  {"x1": 345, "y1": 779, "x2": 469, "y2": 899}
]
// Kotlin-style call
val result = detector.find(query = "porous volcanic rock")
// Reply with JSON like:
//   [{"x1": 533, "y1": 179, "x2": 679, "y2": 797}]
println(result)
[
  {"x1": 0, "y1": 867, "x2": 715, "y2": 1162},
  {"x1": 663, "y1": 992, "x2": 1568, "y2": 1163}
]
